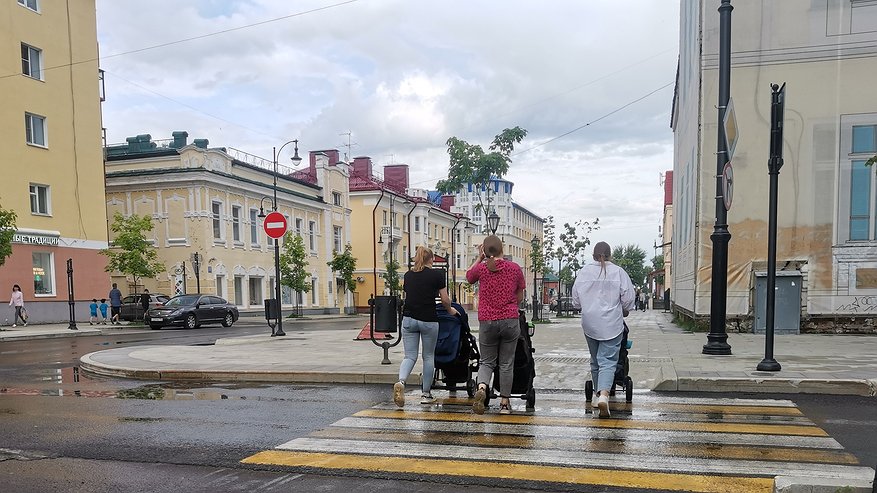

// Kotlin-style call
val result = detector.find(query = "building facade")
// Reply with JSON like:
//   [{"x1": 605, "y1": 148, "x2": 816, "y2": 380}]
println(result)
[
  {"x1": 672, "y1": 1, "x2": 877, "y2": 331},
  {"x1": 0, "y1": 0, "x2": 108, "y2": 323},
  {"x1": 104, "y1": 133, "x2": 353, "y2": 314}
]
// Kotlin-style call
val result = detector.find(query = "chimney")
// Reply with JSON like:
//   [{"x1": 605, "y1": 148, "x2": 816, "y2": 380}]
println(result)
[
  {"x1": 384, "y1": 164, "x2": 409, "y2": 189},
  {"x1": 352, "y1": 156, "x2": 373, "y2": 178},
  {"x1": 310, "y1": 149, "x2": 340, "y2": 168},
  {"x1": 171, "y1": 131, "x2": 188, "y2": 149},
  {"x1": 440, "y1": 195, "x2": 455, "y2": 212},
  {"x1": 193, "y1": 138, "x2": 209, "y2": 149}
]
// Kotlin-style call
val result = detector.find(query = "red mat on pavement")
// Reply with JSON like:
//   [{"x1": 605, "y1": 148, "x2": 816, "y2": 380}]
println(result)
[{"x1": 354, "y1": 322, "x2": 393, "y2": 341}]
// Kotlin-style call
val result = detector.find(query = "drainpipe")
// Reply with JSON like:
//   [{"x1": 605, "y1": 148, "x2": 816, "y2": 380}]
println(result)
[
  {"x1": 372, "y1": 188, "x2": 386, "y2": 296},
  {"x1": 451, "y1": 215, "x2": 462, "y2": 302},
  {"x1": 406, "y1": 201, "x2": 422, "y2": 270}
]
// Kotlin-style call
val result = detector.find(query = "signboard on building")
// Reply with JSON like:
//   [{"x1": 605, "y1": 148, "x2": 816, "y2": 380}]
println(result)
[{"x1": 12, "y1": 232, "x2": 60, "y2": 246}]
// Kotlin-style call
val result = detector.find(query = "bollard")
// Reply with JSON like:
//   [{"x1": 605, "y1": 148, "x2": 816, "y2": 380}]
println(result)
[{"x1": 369, "y1": 295, "x2": 402, "y2": 364}]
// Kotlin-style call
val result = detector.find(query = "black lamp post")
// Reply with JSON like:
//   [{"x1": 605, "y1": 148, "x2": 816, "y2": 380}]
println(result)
[
  {"x1": 531, "y1": 235, "x2": 540, "y2": 322},
  {"x1": 266, "y1": 140, "x2": 302, "y2": 337},
  {"x1": 487, "y1": 210, "x2": 500, "y2": 236}
]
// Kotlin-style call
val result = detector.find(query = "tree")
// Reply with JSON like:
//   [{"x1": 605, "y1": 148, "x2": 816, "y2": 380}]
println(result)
[
  {"x1": 652, "y1": 254, "x2": 665, "y2": 272},
  {"x1": 436, "y1": 127, "x2": 527, "y2": 226},
  {"x1": 556, "y1": 219, "x2": 599, "y2": 298},
  {"x1": 612, "y1": 244, "x2": 649, "y2": 287},
  {"x1": 101, "y1": 212, "x2": 164, "y2": 290},
  {"x1": 280, "y1": 232, "x2": 310, "y2": 314},
  {"x1": 0, "y1": 205, "x2": 17, "y2": 267},
  {"x1": 328, "y1": 244, "x2": 358, "y2": 294},
  {"x1": 541, "y1": 216, "x2": 556, "y2": 276},
  {"x1": 383, "y1": 258, "x2": 402, "y2": 295}
]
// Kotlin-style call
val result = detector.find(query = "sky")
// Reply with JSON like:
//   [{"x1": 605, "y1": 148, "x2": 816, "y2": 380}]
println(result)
[{"x1": 95, "y1": 0, "x2": 680, "y2": 260}]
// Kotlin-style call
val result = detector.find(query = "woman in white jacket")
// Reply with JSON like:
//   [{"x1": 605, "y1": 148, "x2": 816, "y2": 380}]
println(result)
[
  {"x1": 571, "y1": 242, "x2": 634, "y2": 417},
  {"x1": 9, "y1": 284, "x2": 27, "y2": 327}
]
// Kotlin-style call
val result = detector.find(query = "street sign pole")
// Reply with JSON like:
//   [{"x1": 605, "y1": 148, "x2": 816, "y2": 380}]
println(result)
[{"x1": 264, "y1": 211, "x2": 288, "y2": 337}]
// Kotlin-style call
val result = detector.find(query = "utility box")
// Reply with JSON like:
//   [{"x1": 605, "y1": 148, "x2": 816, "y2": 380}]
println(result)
[{"x1": 753, "y1": 272, "x2": 801, "y2": 334}]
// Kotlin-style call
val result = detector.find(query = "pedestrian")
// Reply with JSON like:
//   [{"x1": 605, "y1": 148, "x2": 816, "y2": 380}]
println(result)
[
  {"x1": 109, "y1": 283, "x2": 122, "y2": 325},
  {"x1": 634, "y1": 288, "x2": 641, "y2": 311},
  {"x1": 99, "y1": 299, "x2": 109, "y2": 324},
  {"x1": 466, "y1": 235, "x2": 525, "y2": 415},
  {"x1": 89, "y1": 299, "x2": 99, "y2": 325},
  {"x1": 9, "y1": 284, "x2": 27, "y2": 327},
  {"x1": 639, "y1": 289, "x2": 648, "y2": 311},
  {"x1": 140, "y1": 289, "x2": 151, "y2": 321},
  {"x1": 571, "y1": 241, "x2": 635, "y2": 418},
  {"x1": 393, "y1": 246, "x2": 459, "y2": 408}
]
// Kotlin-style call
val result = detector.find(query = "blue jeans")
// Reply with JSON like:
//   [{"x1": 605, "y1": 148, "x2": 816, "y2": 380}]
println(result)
[
  {"x1": 586, "y1": 331, "x2": 624, "y2": 393},
  {"x1": 399, "y1": 316, "x2": 440, "y2": 393}
]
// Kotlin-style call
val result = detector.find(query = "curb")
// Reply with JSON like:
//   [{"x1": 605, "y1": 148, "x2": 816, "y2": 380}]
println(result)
[
  {"x1": 0, "y1": 329, "x2": 105, "y2": 342},
  {"x1": 774, "y1": 475, "x2": 874, "y2": 493},
  {"x1": 652, "y1": 376, "x2": 877, "y2": 396}
]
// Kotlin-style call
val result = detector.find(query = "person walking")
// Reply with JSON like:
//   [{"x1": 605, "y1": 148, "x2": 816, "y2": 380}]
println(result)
[
  {"x1": 109, "y1": 283, "x2": 123, "y2": 325},
  {"x1": 572, "y1": 241, "x2": 635, "y2": 418},
  {"x1": 99, "y1": 299, "x2": 109, "y2": 324},
  {"x1": 140, "y1": 289, "x2": 151, "y2": 321},
  {"x1": 466, "y1": 235, "x2": 525, "y2": 415},
  {"x1": 393, "y1": 246, "x2": 459, "y2": 407},
  {"x1": 639, "y1": 289, "x2": 648, "y2": 311},
  {"x1": 89, "y1": 299, "x2": 99, "y2": 325},
  {"x1": 9, "y1": 284, "x2": 27, "y2": 327}
]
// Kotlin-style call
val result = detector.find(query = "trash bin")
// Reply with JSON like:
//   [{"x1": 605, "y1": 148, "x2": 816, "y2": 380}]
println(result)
[
  {"x1": 264, "y1": 298, "x2": 280, "y2": 320},
  {"x1": 373, "y1": 295, "x2": 398, "y2": 333}
]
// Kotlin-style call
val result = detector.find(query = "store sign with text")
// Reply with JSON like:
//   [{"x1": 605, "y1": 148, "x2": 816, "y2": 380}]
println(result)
[{"x1": 12, "y1": 232, "x2": 60, "y2": 246}]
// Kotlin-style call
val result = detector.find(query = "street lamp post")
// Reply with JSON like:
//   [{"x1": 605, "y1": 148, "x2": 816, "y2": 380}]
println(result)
[
  {"x1": 267, "y1": 140, "x2": 302, "y2": 337},
  {"x1": 531, "y1": 235, "x2": 540, "y2": 322},
  {"x1": 487, "y1": 210, "x2": 500, "y2": 236}
]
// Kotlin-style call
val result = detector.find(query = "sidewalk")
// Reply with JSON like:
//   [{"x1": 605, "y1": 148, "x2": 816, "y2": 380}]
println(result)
[
  {"x1": 78, "y1": 310, "x2": 877, "y2": 396},
  {"x1": 0, "y1": 322, "x2": 105, "y2": 341}
]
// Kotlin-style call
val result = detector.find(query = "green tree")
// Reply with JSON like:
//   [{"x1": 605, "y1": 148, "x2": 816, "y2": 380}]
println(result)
[
  {"x1": 436, "y1": 127, "x2": 527, "y2": 226},
  {"x1": 100, "y1": 212, "x2": 164, "y2": 290},
  {"x1": 541, "y1": 215, "x2": 556, "y2": 276},
  {"x1": 652, "y1": 254, "x2": 665, "y2": 271},
  {"x1": 328, "y1": 244, "x2": 358, "y2": 293},
  {"x1": 0, "y1": 205, "x2": 17, "y2": 267},
  {"x1": 612, "y1": 244, "x2": 649, "y2": 287},
  {"x1": 280, "y1": 232, "x2": 310, "y2": 314},
  {"x1": 556, "y1": 219, "x2": 599, "y2": 298},
  {"x1": 382, "y1": 258, "x2": 402, "y2": 295}
]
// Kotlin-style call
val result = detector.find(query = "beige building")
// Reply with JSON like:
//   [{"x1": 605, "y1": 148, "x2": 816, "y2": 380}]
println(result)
[
  {"x1": 104, "y1": 133, "x2": 353, "y2": 314},
  {"x1": 343, "y1": 157, "x2": 475, "y2": 311},
  {"x1": 672, "y1": 1, "x2": 877, "y2": 330},
  {"x1": 0, "y1": 0, "x2": 109, "y2": 323}
]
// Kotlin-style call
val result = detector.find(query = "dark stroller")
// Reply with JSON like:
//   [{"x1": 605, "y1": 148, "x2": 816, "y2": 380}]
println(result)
[
  {"x1": 432, "y1": 302, "x2": 480, "y2": 397},
  {"x1": 484, "y1": 310, "x2": 537, "y2": 411},
  {"x1": 585, "y1": 322, "x2": 633, "y2": 403}
]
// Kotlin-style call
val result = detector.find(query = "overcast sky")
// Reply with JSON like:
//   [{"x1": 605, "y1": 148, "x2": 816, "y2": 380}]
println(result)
[{"x1": 96, "y1": 0, "x2": 680, "y2": 261}]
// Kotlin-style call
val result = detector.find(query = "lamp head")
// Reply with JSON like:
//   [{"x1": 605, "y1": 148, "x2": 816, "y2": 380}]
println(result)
[
  {"x1": 487, "y1": 210, "x2": 500, "y2": 235},
  {"x1": 290, "y1": 139, "x2": 302, "y2": 166}
]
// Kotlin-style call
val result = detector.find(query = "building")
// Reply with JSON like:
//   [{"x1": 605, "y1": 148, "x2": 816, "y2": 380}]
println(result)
[
  {"x1": 343, "y1": 157, "x2": 474, "y2": 311},
  {"x1": 671, "y1": 1, "x2": 877, "y2": 331},
  {"x1": 104, "y1": 133, "x2": 353, "y2": 314},
  {"x1": 0, "y1": 0, "x2": 108, "y2": 323},
  {"x1": 659, "y1": 170, "x2": 673, "y2": 305},
  {"x1": 450, "y1": 177, "x2": 544, "y2": 310}
]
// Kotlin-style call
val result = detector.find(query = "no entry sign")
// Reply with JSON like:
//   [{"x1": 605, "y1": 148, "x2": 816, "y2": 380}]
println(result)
[{"x1": 263, "y1": 211, "x2": 288, "y2": 239}]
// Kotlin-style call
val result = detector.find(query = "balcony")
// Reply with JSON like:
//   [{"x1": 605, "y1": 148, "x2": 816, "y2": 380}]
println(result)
[{"x1": 379, "y1": 226, "x2": 402, "y2": 241}]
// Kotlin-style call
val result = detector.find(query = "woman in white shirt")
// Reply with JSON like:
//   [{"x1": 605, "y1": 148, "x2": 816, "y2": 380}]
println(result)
[{"x1": 571, "y1": 242, "x2": 635, "y2": 417}]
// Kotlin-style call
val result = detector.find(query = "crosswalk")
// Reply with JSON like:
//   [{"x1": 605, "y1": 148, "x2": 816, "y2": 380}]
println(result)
[{"x1": 242, "y1": 391, "x2": 873, "y2": 493}]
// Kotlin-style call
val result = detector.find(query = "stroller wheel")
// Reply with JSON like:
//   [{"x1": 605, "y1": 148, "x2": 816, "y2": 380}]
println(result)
[
  {"x1": 584, "y1": 380, "x2": 593, "y2": 402},
  {"x1": 625, "y1": 376, "x2": 634, "y2": 402},
  {"x1": 466, "y1": 378, "x2": 476, "y2": 398},
  {"x1": 525, "y1": 388, "x2": 536, "y2": 411}
]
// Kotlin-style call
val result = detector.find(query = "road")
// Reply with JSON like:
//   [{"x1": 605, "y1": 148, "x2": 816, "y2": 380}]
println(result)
[{"x1": 1, "y1": 319, "x2": 874, "y2": 492}]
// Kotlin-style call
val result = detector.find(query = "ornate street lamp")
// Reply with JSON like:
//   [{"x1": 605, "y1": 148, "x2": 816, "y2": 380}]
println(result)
[
  {"x1": 531, "y1": 235, "x2": 540, "y2": 322},
  {"x1": 487, "y1": 210, "x2": 500, "y2": 235},
  {"x1": 267, "y1": 140, "x2": 302, "y2": 337}
]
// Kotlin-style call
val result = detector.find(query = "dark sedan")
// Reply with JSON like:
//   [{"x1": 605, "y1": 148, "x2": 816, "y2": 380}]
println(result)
[{"x1": 146, "y1": 294, "x2": 239, "y2": 330}]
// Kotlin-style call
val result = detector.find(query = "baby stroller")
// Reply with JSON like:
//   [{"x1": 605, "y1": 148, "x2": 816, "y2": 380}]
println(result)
[
  {"x1": 484, "y1": 310, "x2": 537, "y2": 411},
  {"x1": 432, "y1": 302, "x2": 480, "y2": 397},
  {"x1": 585, "y1": 322, "x2": 633, "y2": 403}
]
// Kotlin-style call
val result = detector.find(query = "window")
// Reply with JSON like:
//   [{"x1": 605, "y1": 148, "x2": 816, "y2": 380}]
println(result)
[
  {"x1": 25, "y1": 113, "x2": 46, "y2": 146},
  {"x1": 249, "y1": 209, "x2": 259, "y2": 245},
  {"x1": 415, "y1": 217, "x2": 420, "y2": 232},
  {"x1": 17, "y1": 0, "x2": 38, "y2": 12},
  {"x1": 32, "y1": 251, "x2": 54, "y2": 295},
  {"x1": 211, "y1": 201, "x2": 222, "y2": 239},
  {"x1": 295, "y1": 218, "x2": 303, "y2": 237},
  {"x1": 231, "y1": 206, "x2": 242, "y2": 242},
  {"x1": 382, "y1": 211, "x2": 387, "y2": 226},
  {"x1": 333, "y1": 225, "x2": 343, "y2": 253},
  {"x1": 311, "y1": 277, "x2": 318, "y2": 305},
  {"x1": 308, "y1": 220, "x2": 316, "y2": 251},
  {"x1": 332, "y1": 191, "x2": 342, "y2": 206},
  {"x1": 842, "y1": 120, "x2": 877, "y2": 241},
  {"x1": 456, "y1": 254, "x2": 462, "y2": 269},
  {"x1": 29, "y1": 183, "x2": 49, "y2": 215},
  {"x1": 21, "y1": 43, "x2": 42, "y2": 80},
  {"x1": 215, "y1": 275, "x2": 225, "y2": 298}
]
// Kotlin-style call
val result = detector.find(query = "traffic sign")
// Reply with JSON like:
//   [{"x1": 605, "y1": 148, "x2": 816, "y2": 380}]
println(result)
[
  {"x1": 722, "y1": 162, "x2": 734, "y2": 211},
  {"x1": 723, "y1": 97, "x2": 739, "y2": 162},
  {"x1": 263, "y1": 211, "x2": 287, "y2": 239}
]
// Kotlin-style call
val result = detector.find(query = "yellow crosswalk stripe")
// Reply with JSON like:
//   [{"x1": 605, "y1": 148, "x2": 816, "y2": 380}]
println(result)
[
  {"x1": 242, "y1": 450, "x2": 776, "y2": 493},
  {"x1": 354, "y1": 408, "x2": 829, "y2": 437}
]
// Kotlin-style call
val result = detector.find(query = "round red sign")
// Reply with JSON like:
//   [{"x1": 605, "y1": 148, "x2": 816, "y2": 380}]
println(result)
[{"x1": 263, "y1": 211, "x2": 288, "y2": 239}]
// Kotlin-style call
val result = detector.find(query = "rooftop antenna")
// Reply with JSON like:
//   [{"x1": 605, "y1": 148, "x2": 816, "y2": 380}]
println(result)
[
  {"x1": 385, "y1": 154, "x2": 395, "y2": 165},
  {"x1": 339, "y1": 131, "x2": 358, "y2": 162}
]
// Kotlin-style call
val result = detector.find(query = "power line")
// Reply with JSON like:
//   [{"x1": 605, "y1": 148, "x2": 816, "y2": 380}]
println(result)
[{"x1": 0, "y1": 0, "x2": 359, "y2": 81}]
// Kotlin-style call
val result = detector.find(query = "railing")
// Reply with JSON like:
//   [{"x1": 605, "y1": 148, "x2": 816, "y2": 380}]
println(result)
[
  {"x1": 379, "y1": 226, "x2": 402, "y2": 240},
  {"x1": 225, "y1": 147, "x2": 297, "y2": 176}
]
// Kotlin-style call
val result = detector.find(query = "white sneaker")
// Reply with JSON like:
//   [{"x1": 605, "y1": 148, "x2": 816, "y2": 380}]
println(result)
[
  {"x1": 591, "y1": 395, "x2": 599, "y2": 408},
  {"x1": 420, "y1": 393, "x2": 435, "y2": 404},
  {"x1": 597, "y1": 395, "x2": 610, "y2": 418},
  {"x1": 393, "y1": 381, "x2": 405, "y2": 408},
  {"x1": 11, "y1": 324, "x2": 16, "y2": 328}
]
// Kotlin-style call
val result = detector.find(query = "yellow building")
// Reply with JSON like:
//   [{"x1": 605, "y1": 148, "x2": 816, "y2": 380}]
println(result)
[
  {"x1": 0, "y1": 0, "x2": 108, "y2": 323},
  {"x1": 104, "y1": 134, "x2": 353, "y2": 314},
  {"x1": 346, "y1": 157, "x2": 474, "y2": 311}
]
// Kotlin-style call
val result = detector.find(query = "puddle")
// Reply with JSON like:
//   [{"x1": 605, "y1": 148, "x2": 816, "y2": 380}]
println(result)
[{"x1": 117, "y1": 385, "x2": 165, "y2": 400}]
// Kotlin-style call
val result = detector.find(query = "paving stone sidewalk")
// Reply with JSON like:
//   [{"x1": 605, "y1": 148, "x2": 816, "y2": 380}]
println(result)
[{"x1": 76, "y1": 310, "x2": 877, "y2": 396}]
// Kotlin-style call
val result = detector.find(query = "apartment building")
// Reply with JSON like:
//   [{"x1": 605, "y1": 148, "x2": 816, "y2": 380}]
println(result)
[{"x1": 0, "y1": 0, "x2": 108, "y2": 322}]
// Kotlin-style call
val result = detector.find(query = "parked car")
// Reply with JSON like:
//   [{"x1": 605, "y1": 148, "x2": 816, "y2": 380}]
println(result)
[
  {"x1": 551, "y1": 297, "x2": 580, "y2": 314},
  {"x1": 120, "y1": 293, "x2": 170, "y2": 321},
  {"x1": 146, "y1": 294, "x2": 239, "y2": 330}
]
